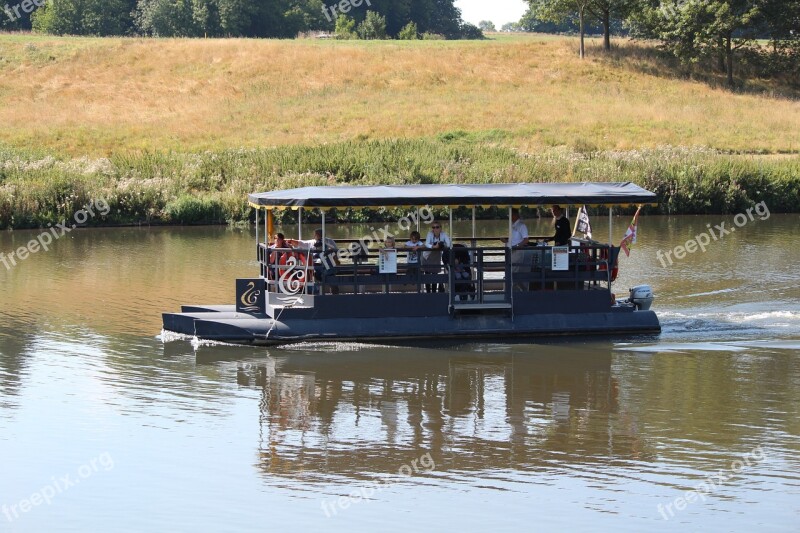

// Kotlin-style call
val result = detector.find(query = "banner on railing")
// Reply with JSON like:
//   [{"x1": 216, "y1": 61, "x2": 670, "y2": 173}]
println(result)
[
  {"x1": 379, "y1": 248, "x2": 397, "y2": 274},
  {"x1": 552, "y1": 246, "x2": 569, "y2": 271}
]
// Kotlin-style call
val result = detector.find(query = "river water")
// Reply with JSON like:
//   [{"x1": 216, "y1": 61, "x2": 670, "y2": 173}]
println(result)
[{"x1": 1, "y1": 214, "x2": 798, "y2": 532}]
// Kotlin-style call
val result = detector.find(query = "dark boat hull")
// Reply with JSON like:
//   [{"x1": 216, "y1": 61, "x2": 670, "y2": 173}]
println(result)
[{"x1": 162, "y1": 292, "x2": 660, "y2": 345}]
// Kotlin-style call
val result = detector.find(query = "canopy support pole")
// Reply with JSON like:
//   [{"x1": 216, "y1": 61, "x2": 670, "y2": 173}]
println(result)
[
  {"x1": 608, "y1": 207, "x2": 613, "y2": 245},
  {"x1": 255, "y1": 208, "x2": 259, "y2": 246},
  {"x1": 266, "y1": 209, "x2": 272, "y2": 243},
  {"x1": 471, "y1": 206, "x2": 476, "y2": 248},
  {"x1": 298, "y1": 208, "x2": 303, "y2": 240},
  {"x1": 321, "y1": 209, "x2": 326, "y2": 260},
  {"x1": 449, "y1": 208, "x2": 453, "y2": 240}
]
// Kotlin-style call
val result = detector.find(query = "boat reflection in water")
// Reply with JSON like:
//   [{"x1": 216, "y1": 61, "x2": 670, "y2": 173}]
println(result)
[{"x1": 188, "y1": 341, "x2": 655, "y2": 482}]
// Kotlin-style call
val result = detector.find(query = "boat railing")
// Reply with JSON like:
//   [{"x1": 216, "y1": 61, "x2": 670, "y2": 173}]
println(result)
[{"x1": 257, "y1": 242, "x2": 617, "y2": 298}]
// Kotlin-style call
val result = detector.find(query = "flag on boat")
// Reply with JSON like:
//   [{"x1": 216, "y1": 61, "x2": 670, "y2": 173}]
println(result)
[
  {"x1": 619, "y1": 206, "x2": 642, "y2": 257},
  {"x1": 575, "y1": 205, "x2": 592, "y2": 238}
]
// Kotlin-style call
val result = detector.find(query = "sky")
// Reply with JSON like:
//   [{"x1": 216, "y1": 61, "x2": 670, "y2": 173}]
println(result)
[{"x1": 455, "y1": 0, "x2": 529, "y2": 28}]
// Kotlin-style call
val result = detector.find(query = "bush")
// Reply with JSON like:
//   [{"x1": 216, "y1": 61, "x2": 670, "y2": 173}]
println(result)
[
  {"x1": 164, "y1": 195, "x2": 223, "y2": 224},
  {"x1": 397, "y1": 21, "x2": 419, "y2": 40},
  {"x1": 357, "y1": 11, "x2": 387, "y2": 40},
  {"x1": 422, "y1": 32, "x2": 445, "y2": 40},
  {"x1": 459, "y1": 23, "x2": 484, "y2": 40},
  {"x1": 334, "y1": 15, "x2": 357, "y2": 40}
]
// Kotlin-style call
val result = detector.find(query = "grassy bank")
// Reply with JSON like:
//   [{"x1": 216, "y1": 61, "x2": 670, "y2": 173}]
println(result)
[
  {"x1": 0, "y1": 35, "x2": 798, "y2": 155},
  {"x1": 0, "y1": 34, "x2": 798, "y2": 228},
  {"x1": 1, "y1": 141, "x2": 797, "y2": 228}
]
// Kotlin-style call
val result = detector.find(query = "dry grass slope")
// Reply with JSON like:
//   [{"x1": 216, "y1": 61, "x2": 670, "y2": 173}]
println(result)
[{"x1": 0, "y1": 34, "x2": 798, "y2": 155}]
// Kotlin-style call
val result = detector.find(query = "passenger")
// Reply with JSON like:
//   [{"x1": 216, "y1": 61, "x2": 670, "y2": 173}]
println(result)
[
  {"x1": 268, "y1": 232, "x2": 287, "y2": 279},
  {"x1": 452, "y1": 244, "x2": 474, "y2": 300},
  {"x1": 546, "y1": 205, "x2": 571, "y2": 247},
  {"x1": 422, "y1": 221, "x2": 452, "y2": 293},
  {"x1": 501, "y1": 208, "x2": 531, "y2": 291},
  {"x1": 287, "y1": 229, "x2": 340, "y2": 294},
  {"x1": 383, "y1": 236, "x2": 396, "y2": 249},
  {"x1": 404, "y1": 231, "x2": 423, "y2": 277},
  {"x1": 351, "y1": 240, "x2": 370, "y2": 264}
]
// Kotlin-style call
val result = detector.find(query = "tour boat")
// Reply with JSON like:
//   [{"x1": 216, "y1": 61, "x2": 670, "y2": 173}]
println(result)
[{"x1": 162, "y1": 182, "x2": 660, "y2": 344}]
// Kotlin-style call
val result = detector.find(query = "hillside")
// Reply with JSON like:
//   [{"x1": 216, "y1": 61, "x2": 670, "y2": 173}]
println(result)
[{"x1": 0, "y1": 33, "x2": 797, "y2": 155}]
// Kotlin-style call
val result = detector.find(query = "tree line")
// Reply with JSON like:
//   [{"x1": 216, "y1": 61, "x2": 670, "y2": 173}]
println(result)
[
  {"x1": 521, "y1": 0, "x2": 799, "y2": 86},
  {"x1": 0, "y1": 0, "x2": 482, "y2": 40}
]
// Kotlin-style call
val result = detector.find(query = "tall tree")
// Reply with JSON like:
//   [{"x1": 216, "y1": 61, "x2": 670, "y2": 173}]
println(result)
[
  {"x1": 527, "y1": 0, "x2": 594, "y2": 57},
  {"x1": 630, "y1": 0, "x2": 763, "y2": 86},
  {"x1": 33, "y1": 0, "x2": 137, "y2": 35},
  {"x1": 586, "y1": 0, "x2": 634, "y2": 50},
  {"x1": 134, "y1": 0, "x2": 198, "y2": 36}
]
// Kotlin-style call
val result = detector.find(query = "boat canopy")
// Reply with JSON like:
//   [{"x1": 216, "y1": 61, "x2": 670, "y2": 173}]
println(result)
[{"x1": 248, "y1": 182, "x2": 657, "y2": 210}]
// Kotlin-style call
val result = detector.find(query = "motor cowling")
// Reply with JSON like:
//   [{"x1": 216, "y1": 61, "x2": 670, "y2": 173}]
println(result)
[{"x1": 629, "y1": 285, "x2": 654, "y2": 311}]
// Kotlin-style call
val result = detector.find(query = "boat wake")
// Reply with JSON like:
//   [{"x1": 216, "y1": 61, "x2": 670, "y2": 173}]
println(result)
[
  {"x1": 158, "y1": 329, "x2": 240, "y2": 348},
  {"x1": 277, "y1": 341, "x2": 402, "y2": 352},
  {"x1": 158, "y1": 329, "x2": 194, "y2": 343},
  {"x1": 657, "y1": 309, "x2": 800, "y2": 342}
]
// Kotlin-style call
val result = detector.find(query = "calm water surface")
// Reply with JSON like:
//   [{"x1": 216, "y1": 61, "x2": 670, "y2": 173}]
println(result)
[{"x1": 1, "y1": 215, "x2": 799, "y2": 532}]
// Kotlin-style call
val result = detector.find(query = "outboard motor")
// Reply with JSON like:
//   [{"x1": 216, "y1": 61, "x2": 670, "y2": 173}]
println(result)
[{"x1": 629, "y1": 285, "x2": 654, "y2": 311}]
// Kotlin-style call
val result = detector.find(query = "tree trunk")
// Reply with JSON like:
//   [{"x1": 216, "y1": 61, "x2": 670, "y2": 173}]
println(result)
[
  {"x1": 725, "y1": 32, "x2": 734, "y2": 87},
  {"x1": 602, "y1": 8, "x2": 610, "y2": 51},
  {"x1": 579, "y1": 7, "x2": 585, "y2": 59},
  {"x1": 717, "y1": 37, "x2": 726, "y2": 72}
]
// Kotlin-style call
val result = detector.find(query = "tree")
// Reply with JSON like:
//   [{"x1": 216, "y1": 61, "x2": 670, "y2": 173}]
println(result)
[
  {"x1": 587, "y1": 0, "x2": 635, "y2": 50},
  {"x1": 501, "y1": 21, "x2": 521, "y2": 32},
  {"x1": 357, "y1": 10, "x2": 386, "y2": 39},
  {"x1": 413, "y1": 0, "x2": 462, "y2": 39},
  {"x1": 28, "y1": 0, "x2": 466, "y2": 39},
  {"x1": 134, "y1": 0, "x2": 198, "y2": 36},
  {"x1": 525, "y1": 0, "x2": 632, "y2": 54},
  {"x1": 33, "y1": 0, "x2": 137, "y2": 35},
  {"x1": 630, "y1": 0, "x2": 763, "y2": 86},
  {"x1": 478, "y1": 20, "x2": 496, "y2": 32},
  {"x1": 527, "y1": 0, "x2": 593, "y2": 57}
]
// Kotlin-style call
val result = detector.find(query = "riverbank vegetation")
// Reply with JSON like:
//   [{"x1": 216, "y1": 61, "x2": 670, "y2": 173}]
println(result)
[
  {"x1": 2, "y1": 141, "x2": 798, "y2": 228},
  {"x1": 0, "y1": 34, "x2": 797, "y2": 228}
]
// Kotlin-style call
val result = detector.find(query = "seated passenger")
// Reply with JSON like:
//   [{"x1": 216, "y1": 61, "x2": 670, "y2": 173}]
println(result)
[
  {"x1": 287, "y1": 229, "x2": 340, "y2": 294},
  {"x1": 268, "y1": 232, "x2": 286, "y2": 279},
  {"x1": 452, "y1": 244, "x2": 474, "y2": 300}
]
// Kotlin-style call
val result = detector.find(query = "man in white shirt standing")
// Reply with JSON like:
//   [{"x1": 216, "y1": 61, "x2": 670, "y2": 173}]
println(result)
[{"x1": 502, "y1": 208, "x2": 531, "y2": 291}]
